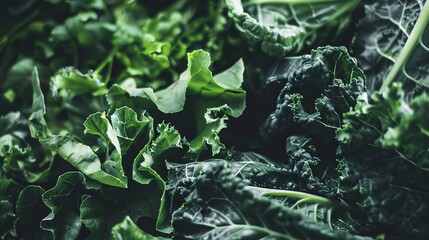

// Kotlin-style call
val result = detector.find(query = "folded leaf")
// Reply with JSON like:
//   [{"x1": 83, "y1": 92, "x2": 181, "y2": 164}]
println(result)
[
  {"x1": 111, "y1": 216, "x2": 169, "y2": 240},
  {"x1": 111, "y1": 106, "x2": 151, "y2": 154},
  {"x1": 107, "y1": 50, "x2": 246, "y2": 117},
  {"x1": 41, "y1": 172, "x2": 86, "y2": 240},
  {"x1": 43, "y1": 135, "x2": 127, "y2": 188},
  {"x1": 84, "y1": 111, "x2": 122, "y2": 155},
  {"x1": 226, "y1": 0, "x2": 360, "y2": 57}
]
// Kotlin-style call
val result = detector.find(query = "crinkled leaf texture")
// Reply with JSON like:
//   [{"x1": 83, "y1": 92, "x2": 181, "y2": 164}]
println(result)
[
  {"x1": 262, "y1": 46, "x2": 365, "y2": 141},
  {"x1": 226, "y1": 0, "x2": 360, "y2": 57},
  {"x1": 167, "y1": 152, "x2": 302, "y2": 197},
  {"x1": 286, "y1": 136, "x2": 338, "y2": 197},
  {"x1": 337, "y1": 83, "x2": 429, "y2": 236},
  {"x1": 111, "y1": 106, "x2": 151, "y2": 154},
  {"x1": 353, "y1": 0, "x2": 429, "y2": 94},
  {"x1": 172, "y1": 163, "x2": 372, "y2": 240}
]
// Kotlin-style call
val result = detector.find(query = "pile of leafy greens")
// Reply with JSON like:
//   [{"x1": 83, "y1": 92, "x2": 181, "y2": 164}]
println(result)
[{"x1": 1, "y1": 0, "x2": 429, "y2": 239}]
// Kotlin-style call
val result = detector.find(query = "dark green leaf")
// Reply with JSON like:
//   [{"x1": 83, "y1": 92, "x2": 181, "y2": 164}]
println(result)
[
  {"x1": 172, "y1": 163, "x2": 372, "y2": 240},
  {"x1": 41, "y1": 172, "x2": 86, "y2": 240}
]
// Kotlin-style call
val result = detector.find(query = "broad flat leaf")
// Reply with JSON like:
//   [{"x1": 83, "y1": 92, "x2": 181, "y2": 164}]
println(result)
[
  {"x1": 183, "y1": 50, "x2": 246, "y2": 118},
  {"x1": 3, "y1": 58, "x2": 34, "y2": 99},
  {"x1": 80, "y1": 181, "x2": 163, "y2": 239},
  {"x1": 58, "y1": 138, "x2": 127, "y2": 188},
  {"x1": 213, "y1": 58, "x2": 244, "y2": 90},
  {"x1": 107, "y1": 80, "x2": 158, "y2": 114},
  {"x1": 0, "y1": 112, "x2": 22, "y2": 136}
]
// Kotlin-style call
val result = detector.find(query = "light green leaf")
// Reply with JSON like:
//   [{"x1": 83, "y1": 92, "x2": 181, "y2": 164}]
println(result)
[
  {"x1": 188, "y1": 105, "x2": 229, "y2": 156},
  {"x1": 44, "y1": 134, "x2": 127, "y2": 188},
  {"x1": 150, "y1": 123, "x2": 182, "y2": 158},
  {"x1": 107, "y1": 50, "x2": 246, "y2": 117},
  {"x1": 51, "y1": 67, "x2": 106, "y2": 96},
  {"x1": 112, "y1": 216, "x2": 169, "y2": 240},
  {"x1": 107, "y1": 80, "x2": 158, "y2": 113},
  {"x1": 213, "y1": 58, "x2": 244, "y2": 90},
  {"x1": 84, "y1": 112, "x2": 122, "y2": 155}
]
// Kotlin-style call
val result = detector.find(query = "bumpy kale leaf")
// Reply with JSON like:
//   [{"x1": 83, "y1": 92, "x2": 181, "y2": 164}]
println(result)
[
  {"x1": 167, "y1": 152, "x2": 303, "y2": 196},
  {"x1": 226, "y1": 0, "x2": 360, "y2": 57},
  {"x1": 337, "y1": 83, "x2": 429, "y2": 236},
  {"x1": 261, "y1": 46, "x2": 365, "y2": 141},
  {"x1": 285, "y1": 136, "x2": 338, "y2": 198},
  {"x1": 172, "y1": 162, "x2": 372, "y2": 240}
]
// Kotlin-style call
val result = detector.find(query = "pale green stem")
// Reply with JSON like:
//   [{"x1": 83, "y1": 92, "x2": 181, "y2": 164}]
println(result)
[{"x1": 380, "y1": 1, "x2": 429, "y2": 91}]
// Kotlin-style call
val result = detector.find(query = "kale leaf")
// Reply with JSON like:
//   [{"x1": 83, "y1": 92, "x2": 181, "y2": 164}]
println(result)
[{"x1": 261, "y1": 46, "x2": 365, "y2": 142}]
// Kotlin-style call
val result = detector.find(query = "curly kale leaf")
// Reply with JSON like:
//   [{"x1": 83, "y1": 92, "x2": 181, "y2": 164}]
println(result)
[
  {"x1": 353, "y1": 0, "x2": 429, "y2": 94},
  {"x1": 262, "y1": 46, "x2": 365, "y2": 141},
  {"x1": 172, "y1": 163, "x2": 372, "y2": 240},
  {"x1": 337, "y1": 83, "x2": 429, "y2": 236},
  {"x1": 226, "y1": 0, "x2": 360, "y2": 57},
  {"x1": 286, "y1": 136, "x2": 339, "y2": 198}
]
